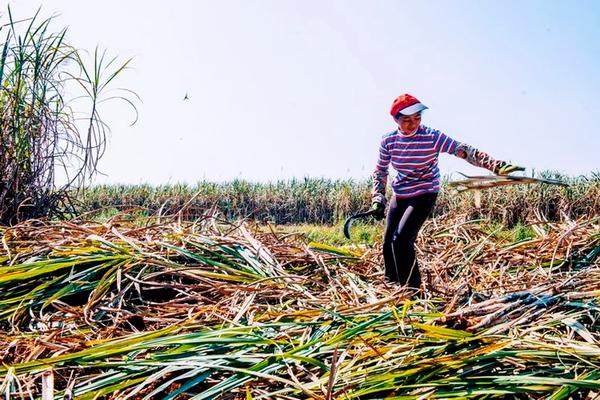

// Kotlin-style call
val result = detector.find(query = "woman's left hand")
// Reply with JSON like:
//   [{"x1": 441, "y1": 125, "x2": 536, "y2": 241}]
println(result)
[{"x1": 495, "y1": 161, "x2": 525, "y2": 175}]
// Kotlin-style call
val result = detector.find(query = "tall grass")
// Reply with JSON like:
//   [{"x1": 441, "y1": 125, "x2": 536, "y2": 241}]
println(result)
[
  {"x1": 82, "y1": 178, "x2": 372, "y2": 224},
  {"x1": 0, "y1": 6, "x2": 136, "y2": 224},
  {"x1": 79, "y1": 173, "x2": 600, "y2": 225}
]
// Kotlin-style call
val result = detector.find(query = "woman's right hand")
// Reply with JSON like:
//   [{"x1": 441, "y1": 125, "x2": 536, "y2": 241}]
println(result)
[{"x1": 370, "y1": 202, "x2": 386, "y2": 220}]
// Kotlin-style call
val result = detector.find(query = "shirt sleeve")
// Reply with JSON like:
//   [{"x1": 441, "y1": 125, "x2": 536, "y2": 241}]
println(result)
[
  {"x1": 432, "y1": 128, "x2": 503, "y2": 173},
  {"x1": 452, "y1": 142, "x2": 503, "y2": 173},
  {"x1": 371, "y1": 137, "x2": 390, "y2": 205},
  {"x1": 433, "y1": 129, "x2": 459, "y2": 154}
]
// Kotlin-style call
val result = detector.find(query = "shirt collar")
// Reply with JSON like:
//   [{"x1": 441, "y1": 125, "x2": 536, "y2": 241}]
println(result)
[{"x1": 397, "y1": 125, "x2": 420, "y2": 137}]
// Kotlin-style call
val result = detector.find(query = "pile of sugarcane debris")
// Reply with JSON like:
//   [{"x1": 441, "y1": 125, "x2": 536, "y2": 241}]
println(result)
[{"x1": 0, "y1": 214, "x2": 599, "y2": 399}]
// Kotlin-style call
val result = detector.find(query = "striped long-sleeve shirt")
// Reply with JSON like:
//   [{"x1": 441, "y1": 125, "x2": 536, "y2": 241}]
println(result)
[{"x1": 372, "y1": 125, "x2": 460, "y2": 202}]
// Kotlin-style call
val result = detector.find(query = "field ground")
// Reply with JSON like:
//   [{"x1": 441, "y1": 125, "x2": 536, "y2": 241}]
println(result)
[
  {"x1": 0, "y1": 209, "x2": 599, "y2": 399},
  {"x1": 276, "y1": 219, "x2": 538, "y2": 247}
]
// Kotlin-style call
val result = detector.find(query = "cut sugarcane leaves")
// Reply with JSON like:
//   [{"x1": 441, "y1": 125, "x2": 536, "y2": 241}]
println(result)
[{"x1": 0, "y1": 214, "x2": 598, "y2": 398}]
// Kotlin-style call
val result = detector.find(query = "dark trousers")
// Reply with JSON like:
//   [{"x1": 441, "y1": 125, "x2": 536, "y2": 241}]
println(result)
[{"x1": 383, "y1": 192, "x2": 437, "y2": 289}]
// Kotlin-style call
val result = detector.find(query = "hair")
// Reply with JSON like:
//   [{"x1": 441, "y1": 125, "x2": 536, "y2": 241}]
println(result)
[{"x1": 394, "y1": 111, "x2": 423, "y2": 120}]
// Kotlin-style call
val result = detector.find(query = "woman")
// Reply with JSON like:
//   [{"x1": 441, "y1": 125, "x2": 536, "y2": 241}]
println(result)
[{"x1": 371, "y1": 94, "x2": 523, "y2": 290}]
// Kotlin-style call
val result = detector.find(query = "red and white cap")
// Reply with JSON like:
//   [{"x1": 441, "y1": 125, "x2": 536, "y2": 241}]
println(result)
[{"x1": 390, "y1": 94, "x2": 428, "y2": 117}]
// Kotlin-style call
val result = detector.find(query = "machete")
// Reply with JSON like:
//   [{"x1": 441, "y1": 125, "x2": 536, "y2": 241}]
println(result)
[{"x1": 343, "y1": 209, "x2": 377, "y2": 239}]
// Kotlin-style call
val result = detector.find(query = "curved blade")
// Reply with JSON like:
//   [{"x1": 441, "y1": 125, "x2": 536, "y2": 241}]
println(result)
[{"x1": 343, "y1": 210, "x2": 376, "y2": 239}]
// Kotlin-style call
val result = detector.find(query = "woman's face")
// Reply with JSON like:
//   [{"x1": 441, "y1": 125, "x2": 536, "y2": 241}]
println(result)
[{"x1": 397, "y1": 112, "x2": 422, "y2": 135}]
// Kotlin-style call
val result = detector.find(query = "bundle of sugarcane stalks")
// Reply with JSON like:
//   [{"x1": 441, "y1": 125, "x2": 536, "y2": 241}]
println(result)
[{"x1": 0, "y1": 212, "x2": 599, "y2": 399}]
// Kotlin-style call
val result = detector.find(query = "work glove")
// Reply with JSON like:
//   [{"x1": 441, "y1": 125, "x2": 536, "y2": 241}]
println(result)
[
  {"x1": 494, "y1": 161, "x2": 525, "y2": 176},
  {"x1": 370, "y1": 202, "x2": 386, "y2": 221}
]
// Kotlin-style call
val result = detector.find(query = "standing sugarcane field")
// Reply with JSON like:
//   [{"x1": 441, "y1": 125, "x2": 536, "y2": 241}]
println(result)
[{"x1": 1, "y1": 2, "x2": 600, "y2": 400}]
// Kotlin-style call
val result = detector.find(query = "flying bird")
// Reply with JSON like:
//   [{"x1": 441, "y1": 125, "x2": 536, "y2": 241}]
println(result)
[{"x1": 183, "y1": 93, "x2": 189, "y2": 101}]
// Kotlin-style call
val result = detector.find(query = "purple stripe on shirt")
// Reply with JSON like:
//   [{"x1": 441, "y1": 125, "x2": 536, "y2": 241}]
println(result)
[{"x1": 372, "y1": 125, "x2": 460, "y2": 199}]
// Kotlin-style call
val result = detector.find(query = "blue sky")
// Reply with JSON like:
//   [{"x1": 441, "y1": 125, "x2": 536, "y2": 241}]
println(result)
[{"x1": 9, "y1": 1, "x2": 600, "y2": 184}]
